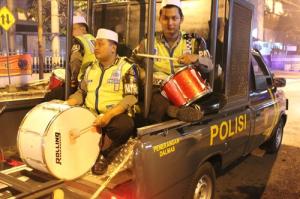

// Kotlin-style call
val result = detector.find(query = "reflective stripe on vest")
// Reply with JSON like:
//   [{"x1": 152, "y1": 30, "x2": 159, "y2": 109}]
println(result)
[
  {"x1": 75, "y1": 34, "x2": 96, "y2": 81},
  {"x1": 84, "y1": 57, "x2": 133, "y2": 114}
]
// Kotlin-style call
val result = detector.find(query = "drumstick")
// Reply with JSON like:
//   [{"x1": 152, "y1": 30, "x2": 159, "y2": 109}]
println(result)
[
  {"x1": 69, "y1": 125, "x2": 99, "y2": 142},
  {"x1": 72, "y1": 125, "x2": 93, "y2": 139},
  {"x1": 136, "y1": 53, "x2": 179, "y2": 61}
]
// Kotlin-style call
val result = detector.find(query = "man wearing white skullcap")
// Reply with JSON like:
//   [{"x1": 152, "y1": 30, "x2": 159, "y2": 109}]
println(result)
[
  {"x1": 71, "y1": 15, "x2": 96, "y2": 84},
  {"x1": 67, "y1": 28, "x2": 139, "y2": 175},
  {"x1": 132, "y1": 0, "x2": 213, "y2": 123},
  {"x1": 44, "y1": 15, "x2": 96, "y2": 101}
]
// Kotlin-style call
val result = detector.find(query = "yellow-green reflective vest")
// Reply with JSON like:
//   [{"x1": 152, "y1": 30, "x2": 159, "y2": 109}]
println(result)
[
  {"x1": 153, "y1": 32, "x2": 196, "y2": 80},
  {"x1": 75, "y1": 34, "x2": 96, "y2": 81},
  {"x1": 84, "y1": 57, "x2": 133, "y2": 114}
]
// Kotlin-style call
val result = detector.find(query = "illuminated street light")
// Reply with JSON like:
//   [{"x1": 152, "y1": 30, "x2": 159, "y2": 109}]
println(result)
[
  {"x1": 274, "y1": 1, "x2": 284, "y2": 15},
  {"x1": 265, "y1": 0, "x2": 284, "y2": 15}
]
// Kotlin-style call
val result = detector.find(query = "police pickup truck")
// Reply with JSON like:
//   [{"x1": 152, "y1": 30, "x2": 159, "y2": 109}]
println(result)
[
  {"x1": 126, "y1": 48, "x2": 288, "y2": 199},
  {"x1": 1, "y1": 0, "x2": 287, "y2": 198},
  {"x1": 65, "y1": 0, "x2": 288, "y2": 198}
]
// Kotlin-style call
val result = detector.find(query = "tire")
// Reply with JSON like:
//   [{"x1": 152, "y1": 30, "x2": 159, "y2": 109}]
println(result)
[
  {"x1": 264, "y1": 119, "x2": 284, "y2": 154},
  {"x1": 185, "y1": 162, "x2": 216, "y2": 199}
]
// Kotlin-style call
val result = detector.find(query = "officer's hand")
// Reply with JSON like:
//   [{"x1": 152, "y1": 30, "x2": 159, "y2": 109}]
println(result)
[
  {"x1": 66, "y1": 98, "x2": 78, "y2": 106},
  {"x1": 93, "y1": 113, "x2": 112, "y2": 128},
  {"x1": 70, "y1": 80, "x2": 78, "y2": 88},
  {"x1": 178, "y1": 54, "x2": 198, "y2": 65}
]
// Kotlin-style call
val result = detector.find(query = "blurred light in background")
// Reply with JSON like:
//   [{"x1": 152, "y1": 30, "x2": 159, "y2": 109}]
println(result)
[{"x1": 265, "y1": 0, "x2": 284, "y2": 15}]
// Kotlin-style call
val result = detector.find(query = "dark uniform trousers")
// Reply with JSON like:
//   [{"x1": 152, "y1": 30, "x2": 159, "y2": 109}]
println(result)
[
  {"x1": 101, "y1": 113, "x2": 135, "y2": 157},
  {"x1": 148, "y1": 87, "x2": 171, "y2": 124}
]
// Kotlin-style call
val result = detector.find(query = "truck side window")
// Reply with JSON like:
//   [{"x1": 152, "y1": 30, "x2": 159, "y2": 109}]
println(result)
[{"x1": 251, "y1": 55, "x2": 269, "y2": 91}]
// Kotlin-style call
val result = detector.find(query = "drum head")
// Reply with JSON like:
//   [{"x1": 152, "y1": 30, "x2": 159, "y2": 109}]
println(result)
[
  {"x1": 43, "y1": 107, "x2": 100, "y2": 180},
  {"x1": 53, "y1": 68, "x2": 65, "y2": 81}
]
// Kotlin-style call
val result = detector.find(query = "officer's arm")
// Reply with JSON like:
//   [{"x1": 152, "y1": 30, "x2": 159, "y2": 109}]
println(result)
[
  {"x1": 70, "y1": 39, "x2": 84, "y2": 84},
  {"x1": 130, "y1": 39, "x2": 146, "y2": 66},
  {"x1": 129, "y1": 40, "x2": 146, "y2": 83},
  {"x1": 67, "y1": 75, "x2": 87, "y2": 106},
  {"x1": 194, "y1": 36, "x2": 214, "y2": 73},
  {"x1": 103, "y1": 95, "x2": 138, "y2": 119}
]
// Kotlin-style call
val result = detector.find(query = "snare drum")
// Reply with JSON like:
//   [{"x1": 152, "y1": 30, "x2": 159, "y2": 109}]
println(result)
[
  {"x1": 17, "y1": 102, "x2": 100, "y2": 180},
  {"x1": 161, "y1": 66, "x2": 211, "y2": 107},
  {"x1": 48, "y1": 68, "x2": 65, "y2": 90}
]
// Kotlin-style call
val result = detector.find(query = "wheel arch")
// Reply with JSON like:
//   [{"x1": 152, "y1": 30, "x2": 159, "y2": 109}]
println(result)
[
  {"x1": 281, "y1": 112, "x2": 287, "y2": 127},
  {"x1": 198, "y1": 152, "x2": 223, "y2": 175}
]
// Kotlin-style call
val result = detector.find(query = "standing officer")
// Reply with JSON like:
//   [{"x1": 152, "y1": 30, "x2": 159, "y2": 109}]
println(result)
[
  {"x1": 71, "y1": 15, "x2": 96, "y2": 87},
  {"x1": 67, "y1": 28, "x2": 139, "y2": 175},
  {"x1": 45, "y1": 15, "x2": 96, "y2": 100},
  {"x1": 132, "y1": 0, "x2": 213, "y2": 123}
]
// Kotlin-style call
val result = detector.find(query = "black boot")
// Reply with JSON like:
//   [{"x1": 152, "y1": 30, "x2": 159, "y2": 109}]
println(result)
[
  {"x1": 167, "y1": 105, "x2": 203, "y2": 122},
  {"x1": 91, "y1": 155, "x2": 109, "y2": 175},
  {"x1": 91, "y1": 145, "x2": 123, "y2": 175}
]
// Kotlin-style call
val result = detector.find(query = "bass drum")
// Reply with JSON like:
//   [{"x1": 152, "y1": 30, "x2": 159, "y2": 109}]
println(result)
[{"x1": 17, "y1": 101, "x2": 100, "y2": 180}]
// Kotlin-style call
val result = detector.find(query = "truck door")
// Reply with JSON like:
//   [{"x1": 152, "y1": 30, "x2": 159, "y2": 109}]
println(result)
[
  {"x1": 210, "y1": 110, "x2": 250, "y2": 167},
  {"x1": 248, "y1": 52, "x2": 276, "y2": 151}
]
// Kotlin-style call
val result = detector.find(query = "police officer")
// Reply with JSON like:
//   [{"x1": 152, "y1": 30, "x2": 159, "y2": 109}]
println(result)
[
  {"x1": 132, "y1": 0, "x2": 213, "y2": 123},
  {"x1": 67, "y1": 28, "x2": 139, "y2": 175},
  {"x1": 71, "y1": 15, "x2": 96, "y2": 86},
  {"x1": 44, "y1": 15, "x2": 96, "y2": 100}
]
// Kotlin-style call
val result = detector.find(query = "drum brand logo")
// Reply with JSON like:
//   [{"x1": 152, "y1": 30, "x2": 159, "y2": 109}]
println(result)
[{"x1": 55, "y1": 132, "x2": 62, "y2": 165}]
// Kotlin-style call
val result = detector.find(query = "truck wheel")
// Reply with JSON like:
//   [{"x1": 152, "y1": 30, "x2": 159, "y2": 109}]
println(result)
[
  {"x1": 185, "y1": 162, "x2": 216, "y2": 199},
  {"x1": 265, "y1": 119, "x2": 284, "y2": 154}
]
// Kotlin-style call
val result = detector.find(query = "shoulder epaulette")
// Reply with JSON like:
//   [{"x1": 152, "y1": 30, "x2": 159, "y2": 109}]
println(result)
[
  {"x1": 183, "y1": 33, "x2": 207, "y2": 49},
  {"x1": 183, "y1": 33, "x2": 202, "y2": 40},
  {"x1": 123, "y1": 57, "x2": 135, "y2": 65},
  {"x1": 82, "y1": 61, "x2": 94, "y2": 69}
]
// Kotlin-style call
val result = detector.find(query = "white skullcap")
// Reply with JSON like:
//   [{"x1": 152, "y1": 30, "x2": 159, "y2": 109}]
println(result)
[
  {"x1": 73, "y1": 16, "x2": 87, "y2": 25},
  {"x1": 96, "y1": 28, "x2": 118, "y2": 43},
  {"x1": 161, "y1": 0, "x2": 181, "y2": 9}
]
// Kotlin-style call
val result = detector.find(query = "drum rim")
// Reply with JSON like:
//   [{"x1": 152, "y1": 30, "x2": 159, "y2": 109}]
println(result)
[
  {"x1": 161, "y1": 65, "x2": 194, "y2": 88},
  {"x1": 184, "y1": 87, "x2": 212, "y2": 107},
  {"x1": 174, "y1": 65, "x2": 193, "y2": 74},
  {"x1": 52, "y1": 68, "x2": 65, "y2": 81},
  {"x1": 17, "y1": 102, "x2": 46, "y2": 167},
  {"x1": 51, "y1": 73, "x2": 65, "y2": 82},
  {"x1": 160, "y1": 74, "x2": 175, "y2": 88},
  {"x1": 18, "y1": 102, "x2": 69, "y2": 176}
]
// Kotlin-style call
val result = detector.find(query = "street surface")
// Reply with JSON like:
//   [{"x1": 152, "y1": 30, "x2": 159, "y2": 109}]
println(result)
[{"x1": 216, "y1": 77, "x2": 300, "y2": 199}]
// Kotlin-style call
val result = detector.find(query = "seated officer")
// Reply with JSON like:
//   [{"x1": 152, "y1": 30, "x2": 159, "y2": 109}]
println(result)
[
  {"x1": 67, "y1": 28, "x2": 139, "y2": 175},
  {"x1": 132, "y1": 0, "x2": 213, "y2": 123}
]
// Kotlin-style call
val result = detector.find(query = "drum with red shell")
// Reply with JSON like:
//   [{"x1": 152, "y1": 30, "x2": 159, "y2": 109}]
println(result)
[
  {"x1": 48, "y1": 68, "x2": 65, "y2": 90},
  {"x1": 161, "y1": 66, "x2": 211, "y2": 107}
]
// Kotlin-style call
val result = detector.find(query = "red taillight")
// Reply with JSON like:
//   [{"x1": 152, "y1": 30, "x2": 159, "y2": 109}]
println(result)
[{"x1": 100, "y1": 180, "x2": 135, "y2": 199}]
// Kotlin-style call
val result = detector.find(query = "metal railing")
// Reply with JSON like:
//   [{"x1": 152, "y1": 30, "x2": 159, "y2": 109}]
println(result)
[{"x1": 32, "y1": 56, "x2": 66, "y2": 73}]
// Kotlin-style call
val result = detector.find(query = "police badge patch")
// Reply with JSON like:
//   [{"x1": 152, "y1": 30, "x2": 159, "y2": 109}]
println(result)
[
  {"x1": 71, "y1": 44, "x2": 80, "y2": 52},
  {"x1": 108, "y1": 69, "x2": 121, "y2": 91}
]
